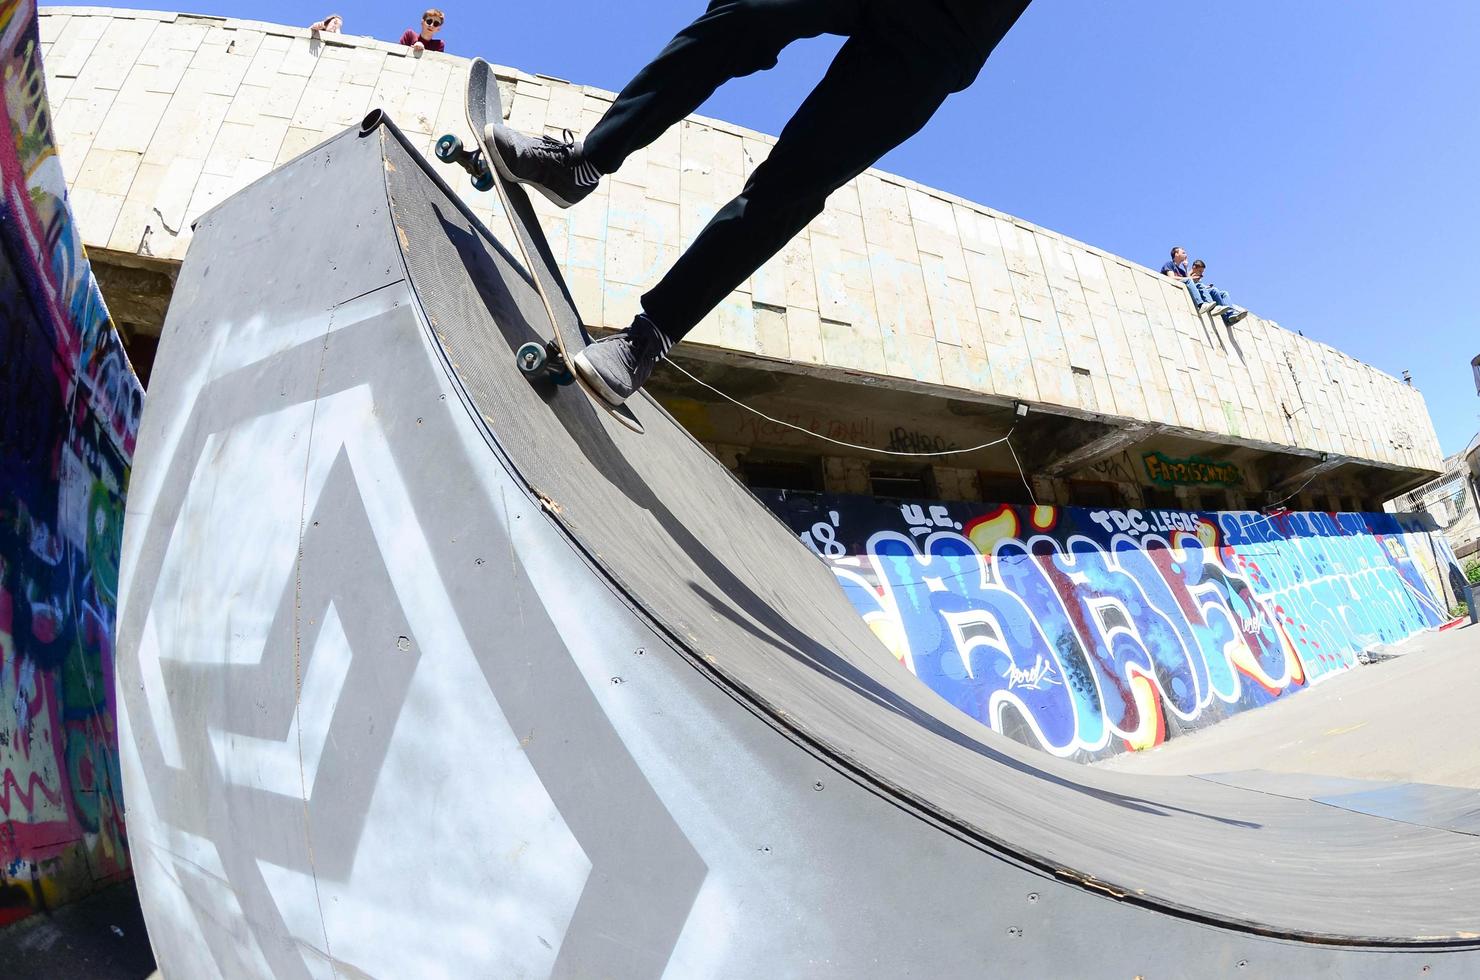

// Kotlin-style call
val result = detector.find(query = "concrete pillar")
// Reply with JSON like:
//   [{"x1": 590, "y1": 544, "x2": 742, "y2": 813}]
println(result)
[
  {"x1": 823, "y1": 456, "x2": 871, "y2": 495},
  {"x1": 932, "y1": 466, "x2": 980, "y2": 503},
  {"x1": 1031, "y1": 475, "x2": 1069, "y2": 507}
]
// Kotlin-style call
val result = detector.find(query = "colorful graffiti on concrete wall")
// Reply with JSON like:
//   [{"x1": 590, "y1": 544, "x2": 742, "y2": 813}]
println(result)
[
  {"x1": 762, "y1": 493, "x2": 1460, "y2": 762},
  {"x1": 0, "y1": 0, "x2": 139, "y2": 924}
]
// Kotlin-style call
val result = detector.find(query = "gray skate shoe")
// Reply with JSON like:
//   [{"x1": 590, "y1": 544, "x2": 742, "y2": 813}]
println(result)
[
  {"x1": 483, "y1": 123, "x2": 601, "y2": 208},
  {"x1": 572, "y1": 315, "x2": 672, "y2": 407}
]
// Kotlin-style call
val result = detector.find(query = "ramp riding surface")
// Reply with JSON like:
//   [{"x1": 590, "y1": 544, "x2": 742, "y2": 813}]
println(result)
[{"x1": 116, "y1": 115, "x2": 1480, "y2": 978}]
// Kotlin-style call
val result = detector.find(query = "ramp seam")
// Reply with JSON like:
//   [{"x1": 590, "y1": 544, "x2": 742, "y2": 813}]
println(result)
[{"x1": 289, "y1": 299, "x2": 338, "y2": 978}]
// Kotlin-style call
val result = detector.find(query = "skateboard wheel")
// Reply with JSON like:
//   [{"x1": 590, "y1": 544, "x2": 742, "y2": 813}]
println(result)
[
  {"x1": 551, "y1": 368, "x2": 575, "y2": 386},
  {"x1": 516, "y1": 341, "x2": 548, "y2": 375},
  {"x1": 434, "y1": 134, "x2": 462, "y2": 162},
  {"x1": 472, "y1": 169, "x2": 494, "y2": 192}
]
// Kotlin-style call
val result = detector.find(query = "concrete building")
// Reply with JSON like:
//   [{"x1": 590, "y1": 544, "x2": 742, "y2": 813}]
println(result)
[
  {"x1": 1391, "y1": 442, "x2": 1480, "y2": 560},
  {"x1": 41, "y1": 6, "x2": 1446, "y2": 510},
  {"x1": 1466, "y1": 431, "x2": 1480, "y2": 556}
]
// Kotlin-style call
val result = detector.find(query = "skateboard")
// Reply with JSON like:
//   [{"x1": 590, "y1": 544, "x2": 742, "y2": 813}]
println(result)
[{"x1": 436, "y1": 58, "x2": 644, "y2": 434}]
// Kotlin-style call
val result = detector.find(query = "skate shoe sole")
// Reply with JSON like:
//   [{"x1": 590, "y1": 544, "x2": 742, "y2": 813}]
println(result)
[{"x1": 572, "y1": 348, "x2": 629, "y2": 407}]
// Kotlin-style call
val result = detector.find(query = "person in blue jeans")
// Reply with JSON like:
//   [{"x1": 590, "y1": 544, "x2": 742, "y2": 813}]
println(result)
[
  {"x1": 1161, "y1": 247, "x2": 1248, "y2": 326},
  {"x1": 1160, "y1": 245, "x2": 1205, "y2": 307},
  {"x1": 1190, "y1": 259, "x2": 1248, "y2": 326}
]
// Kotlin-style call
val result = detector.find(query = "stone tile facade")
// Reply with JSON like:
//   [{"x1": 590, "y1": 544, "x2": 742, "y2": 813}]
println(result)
[{"x1": 40, "y1": 7, "x2": 1444, "y2": 473}]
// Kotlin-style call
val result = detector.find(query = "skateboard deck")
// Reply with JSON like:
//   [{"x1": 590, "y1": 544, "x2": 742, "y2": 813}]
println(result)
[{"x1": 448, "y1": 58, "x2": 643, "y2": 435}]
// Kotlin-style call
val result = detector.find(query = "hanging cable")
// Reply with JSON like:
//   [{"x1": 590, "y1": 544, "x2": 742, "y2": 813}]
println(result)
[
  {"x1": 661, "y1": 357, "x2": 1041, "y2": 507},
  {"x1": 663, "y1": 357, "x2": 1024, "y2": 458}
]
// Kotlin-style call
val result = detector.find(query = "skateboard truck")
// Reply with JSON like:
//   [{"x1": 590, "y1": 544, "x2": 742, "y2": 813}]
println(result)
[
  {"x1": 434, "y1": 133, "x2": 495, "y2": 192},
  {"x1": 515, "y1": 340, "x2": 575, "y2": 386}
]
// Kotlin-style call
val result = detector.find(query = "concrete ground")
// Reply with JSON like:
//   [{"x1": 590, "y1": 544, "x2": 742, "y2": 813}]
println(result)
[
  {"x1": 0, "y1": 880, "x2": 157, "y2": 980},
  {"x1": 0, "y1": 628, "x2": 1469, "y2": 980},
  {"x1": 1099, "y1": 623, "x2": 1480, "y2": 788}
]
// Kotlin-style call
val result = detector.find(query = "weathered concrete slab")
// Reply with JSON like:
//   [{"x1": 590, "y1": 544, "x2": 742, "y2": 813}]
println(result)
[{"x1": 41, "y1": 7, "x2": 1446, "y2": 477}]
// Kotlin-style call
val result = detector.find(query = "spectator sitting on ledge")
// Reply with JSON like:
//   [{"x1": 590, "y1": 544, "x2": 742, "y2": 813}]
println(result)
[
  {"x1": 310, "y1": 13, "x2": 342, "y2": 33},
  {"x1": 1191, "y1": 259, "x2": 1248, "y2": 326},
  {"x1": 401, "y1": 9, "x2": 445, "y2": 52},
  {"x1": 1159, "y1": 245, "x2": 1210, "y2": 309}
]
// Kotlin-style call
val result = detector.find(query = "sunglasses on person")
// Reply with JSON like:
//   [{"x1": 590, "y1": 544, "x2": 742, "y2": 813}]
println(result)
[{"x1": 423, "y1": 15, "x2": 442, "y2": 25}]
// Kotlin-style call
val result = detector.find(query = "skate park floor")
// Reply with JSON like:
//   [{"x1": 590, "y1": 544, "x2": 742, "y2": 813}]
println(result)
[
  {"x1": 0, "y1": 881, "x2": 156, "y2": 980},
  {"x1": 1097, "y1": 624, "x2": 1480, "y2": 788},
  {"x1": 5, "y1": 626, "x2": 1470, "y2": 979}
]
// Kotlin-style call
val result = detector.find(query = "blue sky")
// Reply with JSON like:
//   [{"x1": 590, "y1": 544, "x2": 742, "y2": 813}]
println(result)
[{"x1": 98, "y1": 0, "x2": 1480, "y2": 455}]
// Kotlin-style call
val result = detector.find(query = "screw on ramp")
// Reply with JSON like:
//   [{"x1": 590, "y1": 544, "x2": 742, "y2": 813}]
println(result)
[{"x1": 115, "y1": 115, "x2": 1480, "y2": 978}]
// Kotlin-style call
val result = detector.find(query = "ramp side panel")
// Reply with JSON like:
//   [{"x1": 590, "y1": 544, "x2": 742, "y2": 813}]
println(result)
[{"x1": 115, "y1": 123, "x2": 1480, "y2": 976}]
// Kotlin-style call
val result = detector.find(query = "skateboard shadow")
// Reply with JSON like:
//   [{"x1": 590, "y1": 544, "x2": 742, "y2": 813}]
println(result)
[{"x1": 430, "y1": 202, "x2": 574, "y2": 411}]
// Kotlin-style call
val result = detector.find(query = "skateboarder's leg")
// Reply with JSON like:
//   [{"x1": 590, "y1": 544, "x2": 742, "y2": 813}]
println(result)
[
  {"x1": 640, "y1": 31, "x2": 964, "y2": 344},
  {"x1": 573, "y1": 29, "x2": 970, "y2": 406},
  {"x1": 485, "y1": 0, "x2": 864, "y2": 208},
  {"x1": 582, "y1": 0, "x2": 866, "y2": 176}
]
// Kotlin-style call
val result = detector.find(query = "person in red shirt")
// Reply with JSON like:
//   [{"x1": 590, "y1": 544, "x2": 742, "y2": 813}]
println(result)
[{"x1": 400, "y1": 9, "x2": 445, "y2": 52}]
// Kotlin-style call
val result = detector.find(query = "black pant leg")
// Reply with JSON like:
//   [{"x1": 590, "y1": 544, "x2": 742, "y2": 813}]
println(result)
[
  {"x1": 582, "y1": 0, "x2": 864, "y2": 175},
  {"x1": 641, "y1": 25, "x2": 969, "y2": 342}
]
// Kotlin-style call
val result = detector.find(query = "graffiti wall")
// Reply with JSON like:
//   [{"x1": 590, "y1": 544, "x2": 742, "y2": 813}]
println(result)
[
  {"x1": 762, "y1": 493, "x2": 1461, "y2": 762},
  {"x1": 0, "y1": 0, "x2": 139, "y2": 924}
]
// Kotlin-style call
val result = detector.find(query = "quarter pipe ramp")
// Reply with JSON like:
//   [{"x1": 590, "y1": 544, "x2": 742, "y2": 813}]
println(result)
[{"x1": 116, "y1": 117, "x2": 1480, "y2": 978}]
